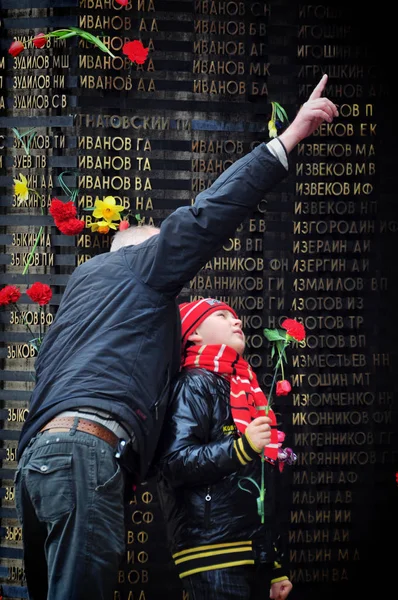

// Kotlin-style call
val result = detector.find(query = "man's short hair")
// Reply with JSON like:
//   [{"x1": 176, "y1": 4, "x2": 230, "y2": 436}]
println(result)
[{"x1": 110, "y1": 225, "x2": 160, "y2": 252}]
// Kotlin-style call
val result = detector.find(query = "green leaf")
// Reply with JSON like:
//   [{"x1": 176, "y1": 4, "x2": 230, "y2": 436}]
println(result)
[
  {"x1": 69, "y1": 27, "x2": 115, "y2": 57},
  {"x1": 12, "y1": 128, "x2": 27, "y2": 154},
  {"x1": 26, "y1": 131, "x2": 37, "y2": 154},
  {"x1": 12, "y1": 127, "x2": 22, "y2": 141},
  {"x1": 263, "y1": 328, "x2": 286, "y2": 342},
  {"x1": 48, "y1": 29, "x2": 72, "y2": 35},
  {"x1": 13, "y1": 127, "x2": 36, "y2": 139},
  {"x1": 238, "y1": 476, "x2": 261, "y2": 495},
  {"x1": 274, "y1": 102, "x2": 289, "y2": 122},
  {"x1": 48, "y1": 28, "x2": 115, "y2": 56},
  {"x1": 29, "y1": 342, "x2": 39, "y2": 353},
  {"x1": 58, "y1": 171, "x2": 79, "y2": 202},
  {"x1": 49, "y1": 30, "x2": 77, "y2": 39},
  {"x1": 22, "y1": 226, "x2": 44, "y2": 274},
  {"x1": 257, "y1": 496, "x2": 264, "y2": 517},
  {"x1": 275, "y1": 106, "x2": 285, "y2": 122},
  {"x1": 68, "y1": 27, "x2": 90, "y2": 35},
  {"x1": 12, "y1": 127, "x2": 38, "y2": 155},
  {"x1": 276, "y1": 340, "x2": 288, "y2": 361}
]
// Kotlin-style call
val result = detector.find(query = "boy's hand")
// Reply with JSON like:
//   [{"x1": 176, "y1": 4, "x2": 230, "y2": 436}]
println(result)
[
  {"x1": 245, "y1": 416, "x2": 272, "y2": 449},
  {"x1": 270, "y1": 578, "x2": 293, "y2": 600},
  {"x1": 278, "y1": 74, "x2": 339, "y2": 152}
]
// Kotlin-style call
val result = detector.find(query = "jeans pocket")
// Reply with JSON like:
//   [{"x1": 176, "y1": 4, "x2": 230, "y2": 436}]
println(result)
[
  {"x1": 95, "y1": 460, "x2": 123, "y2": 494},
  {"x1": 26, "y1": 454, "x2": 75, "y2": 520}
]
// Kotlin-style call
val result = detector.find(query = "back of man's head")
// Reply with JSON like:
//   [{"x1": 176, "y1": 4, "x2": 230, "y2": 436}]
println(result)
[{"x1": 110, "y1": 225, "x2": 160, "y2": 252}]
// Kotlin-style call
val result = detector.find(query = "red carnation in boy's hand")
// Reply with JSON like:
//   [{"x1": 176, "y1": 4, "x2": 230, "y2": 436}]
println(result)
[
  {"x1": 49, "y1": 198, "x2": 77, "y2": 222},
  {"x1": 276, "y1": 380, "x2": 292, "y2": 396},
  {"x1": 122, "y1": 40, "x2": 149, "y2": 65},
  {"x1": 26, "y1": 282, "x2": 52, "y2": 306},
  {"x1": 33, "y1": 33, "x2": 47, "y2": 48},
  {"x1": 57, "y1": 218, "x2": 85, "y2": 236},
  {"x1": 9, "y1": 41, "x2": 25, "y2": 57},
  {"x1": 0, "y1": 285, "x2": 22, "y2": 306},
  {"x1": 281, "y1": 318, "x2": 306, "y2": 341}
]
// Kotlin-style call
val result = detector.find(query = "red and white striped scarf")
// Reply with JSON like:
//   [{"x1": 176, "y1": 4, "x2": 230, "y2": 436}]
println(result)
[{"x1": 182, "y1": 344, "x2": 279, "y2": 463}]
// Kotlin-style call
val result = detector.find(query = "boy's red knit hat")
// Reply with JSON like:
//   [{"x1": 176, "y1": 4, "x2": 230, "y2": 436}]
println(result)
[{"x1": 179, "y1": 298, "x2": 238, "y2": 349}]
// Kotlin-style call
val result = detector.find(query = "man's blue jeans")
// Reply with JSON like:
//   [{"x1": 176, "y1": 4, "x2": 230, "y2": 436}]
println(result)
[
  {"x1": 183, "y1": 561, "x2": 274, "y2": 600},
  {"x1": 14, "y1": 429, "x2": 126, "y2": 600}
]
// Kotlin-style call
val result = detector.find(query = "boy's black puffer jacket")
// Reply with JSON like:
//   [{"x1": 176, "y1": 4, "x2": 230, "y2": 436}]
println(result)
[{"x1": 157, "y1": 368, "x2": 287, "y2": 580}]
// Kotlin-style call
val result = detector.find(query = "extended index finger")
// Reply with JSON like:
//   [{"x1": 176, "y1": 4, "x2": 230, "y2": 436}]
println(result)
[{"x1": 308, "y1": 73, "x2": 328, "y2": 101}]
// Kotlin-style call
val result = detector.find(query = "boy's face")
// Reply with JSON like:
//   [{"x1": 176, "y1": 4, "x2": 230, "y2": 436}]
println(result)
[{"x1": 193, "y1": 309, "x2": 245, "y2": 355}]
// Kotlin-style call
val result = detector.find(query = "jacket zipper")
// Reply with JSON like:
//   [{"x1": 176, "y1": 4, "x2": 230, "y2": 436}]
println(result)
[{"x1": 204, "y1": 486, "x2": 212, "y2": 528}]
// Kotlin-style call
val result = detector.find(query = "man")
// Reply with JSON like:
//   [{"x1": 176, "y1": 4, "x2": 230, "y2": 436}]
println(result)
[{"x1": 14, "y1": 74, "x2": 338, "y2": 600}]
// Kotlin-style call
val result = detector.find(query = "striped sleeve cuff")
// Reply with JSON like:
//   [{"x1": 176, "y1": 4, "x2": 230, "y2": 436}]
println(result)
[
  {"x1": 270, "y1": 559, "x2": 288, "y2": 584},
  {"x1": 234, "y1": 434, "x2": 262, "y2": 465},
  {"x1": 271, "y1": 575, "x2": 289, "y2": 584}
]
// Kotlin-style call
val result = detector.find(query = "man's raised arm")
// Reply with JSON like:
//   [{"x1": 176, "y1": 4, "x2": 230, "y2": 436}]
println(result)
[{"x1": 143, "y1": 74, "x2": 338, "y2": 295}]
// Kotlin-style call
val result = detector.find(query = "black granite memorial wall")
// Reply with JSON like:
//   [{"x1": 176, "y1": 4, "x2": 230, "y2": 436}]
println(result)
[{"x1": 0, "y1": 1, "x2": 397, "y2": 599}]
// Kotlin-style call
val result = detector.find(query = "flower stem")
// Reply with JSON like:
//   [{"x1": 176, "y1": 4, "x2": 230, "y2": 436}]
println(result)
[
  {"x1": 260, "y1": 455, "x2": 265, "y2": 524},
  {"x1": 38, "y1": 305, "x2": 42, "y2": 348},
  {"x1": 22, "y1": 226, "x2": 44, "y2": 275},
  {"x1": 280, "y1": 352, "x2": 285, "y2": 380},
  {"x1": 22, "y1": 193, "x2": 45, "y2": 275},
  {"x1": 12, "y1": 302, "x2": 35, "y2": 339},
  {"x1": 268, "y1": 342, "x2": 287, "y2": 407}
]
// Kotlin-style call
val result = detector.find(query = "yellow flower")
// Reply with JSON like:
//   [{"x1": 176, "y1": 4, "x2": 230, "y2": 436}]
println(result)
[
  {"x1": 89, "y1": 220, "x2": 118, "y2": 234},
  {"x1": 14, "y1": 174, "x2": 29, "y2": 201},
  {"x1": 268, "y1": 120, "x2": 278, "y2": 139},
  {"x1": 93, "y1": 196, "x2": 123, "y2": 222}
]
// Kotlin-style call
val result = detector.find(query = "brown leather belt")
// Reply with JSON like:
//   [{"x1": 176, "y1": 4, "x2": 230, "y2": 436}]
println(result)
[{"x1": 40, "y1": 416, "x2": 119, "y2": 448}]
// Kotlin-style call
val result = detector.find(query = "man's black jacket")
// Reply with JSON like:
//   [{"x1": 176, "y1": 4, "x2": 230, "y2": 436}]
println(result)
[{"x1": 17, "y1": 143, "x2": 287, "y2": 478}]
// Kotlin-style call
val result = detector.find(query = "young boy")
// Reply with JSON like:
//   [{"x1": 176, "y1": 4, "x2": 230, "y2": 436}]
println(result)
[{"x1": 157, "y1": 298, "x2": 293, "y2": 600}]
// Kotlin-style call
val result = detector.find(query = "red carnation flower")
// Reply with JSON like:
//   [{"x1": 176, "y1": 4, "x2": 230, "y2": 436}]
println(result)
[
  {"x1": 57, "y1": 218, "x2": 85, "y2": 236},
  {"x1": 0, "y1": 285, "x2": 22, "y2": 306},
  {"x1": 122, "y1": 40, "x2": 149, "y2": 65},
  {"x1": 281, "y1": 318, "x2": 306, "y2": 341},
  {"x1": 9, "y1": 41, "x2": 25, "y2": 57},
  {"x1": 115, "y1": 0, "x2": 129, "y2": 5},
  {"x1": 49, "y1": 198, "x2": 77, "y2": 222},
  {"x1": 33, "y1": 33, "x2": 47, "y2": 49},
  {"x1": 276, "y1": 380, "x2": 292, "y2": 396},
  {"x1": 26, "y1": 282, "x2": 52, "y2": 306}
]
